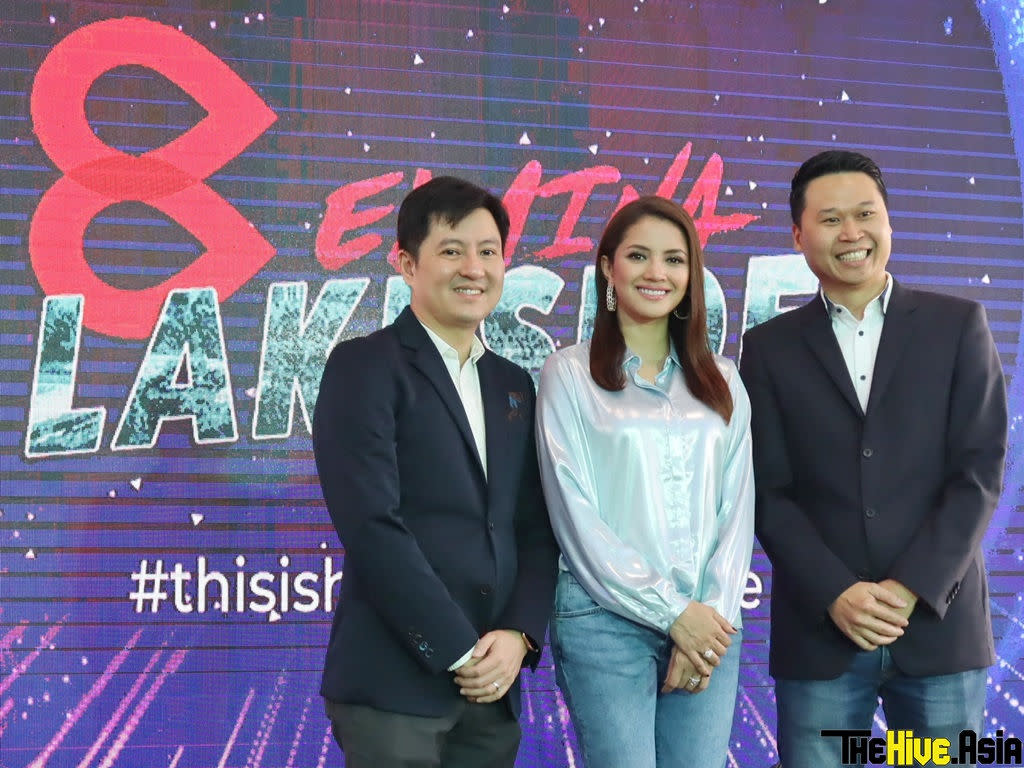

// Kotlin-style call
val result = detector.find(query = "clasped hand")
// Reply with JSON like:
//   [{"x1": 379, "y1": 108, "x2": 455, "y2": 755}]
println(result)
[
  {"x1": 662, "y1": 602, "x2": 736, "y2": 695},
  {"x1": 453, "y1": 629, "x2": 528, "y2": 704},
  {"x1": 828, "y1": 579, "x2": 915, "y2": 651}
]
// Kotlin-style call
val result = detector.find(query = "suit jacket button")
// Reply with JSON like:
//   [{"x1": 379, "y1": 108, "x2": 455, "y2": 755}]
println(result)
[
  {"x1": 862, "y1": 448, "x2": 873, "y2": 458},
  {"x1": 864, "y1": 507, "x2": 876, "y2": 518},
  {"x1": 480, "y1": 585, "x2": 492, "y2": 596}
]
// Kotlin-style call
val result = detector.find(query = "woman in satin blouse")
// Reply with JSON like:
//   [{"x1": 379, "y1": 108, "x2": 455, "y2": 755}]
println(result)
[{"x1": 536, "y1": 196, "x2": 754, "y2": 767}]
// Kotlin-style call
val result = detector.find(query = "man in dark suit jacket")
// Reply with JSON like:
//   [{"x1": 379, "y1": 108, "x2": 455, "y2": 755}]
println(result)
[
  {"x1": 740, "y1": 151, "x2": 1007, "y2": 767},
  {"x1": 312, "y1": 177, "x2": 558, "y2": 768}
]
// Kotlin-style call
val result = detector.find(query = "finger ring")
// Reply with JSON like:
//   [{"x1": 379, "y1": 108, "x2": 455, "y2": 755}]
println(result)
[
  {"x1": 687, "y1": 675, "x2": 700, "y2": 688},
  {"x1": 492, "y1": 680, "x2": 501, "y2": 690},
  {"x1": 703, "y1": 648, "x2": 715, "y2": 661}
]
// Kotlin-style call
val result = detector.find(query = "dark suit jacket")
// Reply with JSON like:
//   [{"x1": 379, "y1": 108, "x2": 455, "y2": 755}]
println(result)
[
  {"x1": 740, "y1": 281, "x2": 1007, "y2": 680},
  {"x1": 312, "y1": 306, "x2": 558, "y2": 717}
]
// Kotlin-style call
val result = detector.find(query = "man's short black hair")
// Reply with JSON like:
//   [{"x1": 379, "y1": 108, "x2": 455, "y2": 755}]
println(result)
[
  {"x1": 790, "y1": 150, "x2": 888, "y2": 225},
  {"x1": 396, "y1": 176, "x2": 510, "y2": 261}
]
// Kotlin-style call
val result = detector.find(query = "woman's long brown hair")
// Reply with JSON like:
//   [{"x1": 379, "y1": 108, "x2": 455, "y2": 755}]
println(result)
[{"x1": 590, "y1": 196, "x2": 733, "y2": 423}]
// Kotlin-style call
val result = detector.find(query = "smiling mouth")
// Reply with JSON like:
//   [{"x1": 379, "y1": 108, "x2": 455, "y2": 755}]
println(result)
[
  {"x1": 636, "y1": 287, "x2": 670, "y2": 298},
  {"x1": 454, "y1": 287, "x2": 484, "y2": 295},
  {"x1": 836, "y1": 249, "x2": 870, "y2": 263}
]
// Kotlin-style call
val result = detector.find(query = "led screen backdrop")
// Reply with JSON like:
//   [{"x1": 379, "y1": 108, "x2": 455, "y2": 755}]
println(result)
[{"x1": 2, "y1": 1, "x2": 1022, "y2": 765}]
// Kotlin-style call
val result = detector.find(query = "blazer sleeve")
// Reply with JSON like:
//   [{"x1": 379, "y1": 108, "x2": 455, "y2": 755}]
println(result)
[
  {"x1": 886, "y1": 301, "x2": 1008, "y2": 617},
  {"x1": 312, "y1": 339, "x2": 479, "y2": 673},
  {"x1": 740, "y1": 330, "x2": 859, "y2": 620},
  {"x1": 496, "y1": 373, "x2": 560, "y2": 670}
]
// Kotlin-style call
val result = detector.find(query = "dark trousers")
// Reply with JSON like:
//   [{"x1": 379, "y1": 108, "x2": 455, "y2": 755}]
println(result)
[{"x1": 325, "y1": 697, "x2": 521, "y2": 768}]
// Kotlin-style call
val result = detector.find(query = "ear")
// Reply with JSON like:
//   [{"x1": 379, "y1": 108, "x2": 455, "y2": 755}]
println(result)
[
  {"x1": 792, "y1": 224, "x2": 804, "y2": 253},
  {"x1": 599, "y1": 254, "x2": 612, "y2": 282},
  {"x1": 398, "y1": 249, "x2": 416, "y2": 286}
]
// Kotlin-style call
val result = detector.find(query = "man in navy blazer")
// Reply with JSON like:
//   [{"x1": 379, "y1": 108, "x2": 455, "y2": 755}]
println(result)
[
  {"x1": 740, "y1": 151, "x2": 1007, "y2": 767},
  {"x1": 312, "y1": 177, "x2": 558, "y2": 767}
]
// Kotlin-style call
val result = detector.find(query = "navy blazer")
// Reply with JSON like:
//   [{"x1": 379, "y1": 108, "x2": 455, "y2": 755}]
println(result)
[
  {"x1": 740, "y1": 281, "x2": 1007, "y2": 680},
  {"x1": 312, "y1": 306, "x2": 558, "y2": 717}
]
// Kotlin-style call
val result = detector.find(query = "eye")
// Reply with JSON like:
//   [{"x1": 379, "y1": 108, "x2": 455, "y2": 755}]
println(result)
[
  {"x1": 666, "y1": 255, "x2": 687, "y2": 265},
  {"x1": 441, "y1": 248, "x2": 461, "y2": 257},
  {"x1": 626, "y1": 251, "x2": 647, "y2": 261},
  {"x1": 822, "y1": 217, "x2": 840, "y2": 225},
  {"x1": 480, "y1": 248, "x2": 499, "y2": 258},
  {"x1": 859, "y1": 210, "x2": 874, "y2": 218}
]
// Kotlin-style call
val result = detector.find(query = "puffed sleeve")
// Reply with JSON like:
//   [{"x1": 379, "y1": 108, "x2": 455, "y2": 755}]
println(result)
[
  {"x1": 535, "y1": 351, "x2": 691, "y2": 633},
  {"x1": 699, "y1": 359, "x2": 755, "y2": 626}
]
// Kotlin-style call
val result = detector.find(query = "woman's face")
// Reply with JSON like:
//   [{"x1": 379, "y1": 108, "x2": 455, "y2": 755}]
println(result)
[{"x1": 602, "y1": 215, "x2": 690, "y2": 326}]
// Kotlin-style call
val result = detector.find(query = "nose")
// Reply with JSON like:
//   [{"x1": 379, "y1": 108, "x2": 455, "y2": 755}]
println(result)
[
  {"x1": 459, "y1": 249, "x2": 486, "y2": 279},
  {"x1": 643, "y1": 258, "x2": 667, "y2": 281},
  {"x1": 839, "y1": 217, "x2": 862, "y2": 241}
]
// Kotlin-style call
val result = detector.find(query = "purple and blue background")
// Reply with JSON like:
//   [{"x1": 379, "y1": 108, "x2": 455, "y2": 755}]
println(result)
[{"x1": 2, "y1": 1, "x2": 1022, "y2": 765}]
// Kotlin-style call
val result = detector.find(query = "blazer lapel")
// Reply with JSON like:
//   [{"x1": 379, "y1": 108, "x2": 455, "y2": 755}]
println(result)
[
  {"x1": 478, "y1": 353, "x2": 510, "y2": 502},
  {"x1": 867, "y1": 281, "x2": 917, "y2": 414},
  {"x1": 800, "y1": 298, "x2": 864, "y2": 417},
  {"x1": 394, "y1": 308, "x2": 486, "y2": 476}
]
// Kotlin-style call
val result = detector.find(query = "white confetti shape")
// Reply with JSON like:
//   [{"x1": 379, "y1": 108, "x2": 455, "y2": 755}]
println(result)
[
  {"x1": 605, "y1": 130, "x2": 612, "y2": 138},
  {"x1": 599, "y1": 17, "x2": 605, "y2": 26},
  {"x1": 304, "y1": 221, "x2": 311, "y2": 230},
  {"x1": 832, "y1": 134, "x2": 837, "y2": 140},
  {"x1": 518, "y1": 131, "x2": 531, "y2": 145},
  {"x1": 467, "y1": 29, "x2": 474, "y2": 38},
  {"x1": 502, "y1": 4, "x2": 509, "y2": 13},
  {"x1": 346, "y1": 130, "x2": 353, "y2": 137},
  {"x1": 840, "y1": 90, "x2": 850, "y2": 102},
  {"x1": 819, "y1": 0, "x2": 827, "y2": 4},
  {"x1": 49, "y1": 15, "x2": 56, "y2": 23},
  {"x1": 714, "y1": 94, "x2": 720, "y2": 102},
  {"x1": 209, "y1": 20, "x2": 217, "y2": 29},
  {"x1": 413, "y1": 53, "x2": 424, "y2": 65},
  {"x1": 725, "y1": 186, "x2": 734, "y2": 196},
  {"x1": 643, "y1": 158, "x2": 650, "y2": 165},
  {"x1": 269, "y1": 610, "x2": 281, "y2": 623},
  {"x1": 191, "y1": 513, "x2": 204, "y2": 527},
  {"x1": 818, "y1": 99, "x2": 824, "y2": 106},
  {"x1": 746, "y1": 136, "x2": 752, "y2": 142},
  {"x1": 762, "y1": 202, "x2": 768, "y2": 209},
  {"x1": 748, "y1": 180, "x2": 758, "y2": 190},
  {"x1": 363, "y1": 142, "x2": 371, "y2": 152},
  {"x1": 130, "y1": 478, "x2": 142, "y2": 491},
  {"x1": 257, "y1": 12, "x2": 264, "y2": 20},
  {"x1": 245, "y1": 387, "x2": 256, "y2": 398},
  {"x1": 430, "y1": 131, "x2": 436, "y2": 138},
  {"x1": 969, "y1": 176, "x2": 976, "y2": 185},
  {"x1": 588, "y1": 23, "x2": 593, "y2": 31},
  {"x1": 578, "y1": 46, "x2": 583, "y2": 53},
  {"x1": 108, "y1": 490, "x2": 116, "y2": 498},
  {"x1": 981, "y1": 274, "x2": 990, "y2": 284},
  {"x1": 344, "y1": 87, "x2": 351, "y2": 95},
  {"x1": 588, "y1": 144, "x2": 599, "y2": 155},
  {"x1": 320, "y1": 541, "x2": 328, "y2": 549},
  {"x1": 27, "y1": 512, "x2": 35, "y2": 521},
  {"x1": 244, "y1": 16, "x2": 250, "y2": 24},
  {"x1": 758, "y1": 134, "x2": 764, "y2": 142},
  {"x1": 26, "y1": 549, "x2": 35, "y2": 559}
]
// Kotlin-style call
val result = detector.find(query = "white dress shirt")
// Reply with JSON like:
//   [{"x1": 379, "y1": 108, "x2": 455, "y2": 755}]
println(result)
[{"x1": 821, "y1": 274, "x2": 894, "y2": 412}]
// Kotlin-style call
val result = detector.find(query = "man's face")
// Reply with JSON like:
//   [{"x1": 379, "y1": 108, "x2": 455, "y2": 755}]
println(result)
[
  {"x1": 794, "y1": 171, "x2": 892, "y2": 299},
  {"x1": 399, "y1": 207, "x2": 505, "y2": 335}
]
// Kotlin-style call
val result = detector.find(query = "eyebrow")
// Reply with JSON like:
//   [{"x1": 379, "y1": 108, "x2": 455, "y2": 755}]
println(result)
[
  {"x1": 623, "y1": 243, "x2": 687, "y2": 254},
  {"x1": 436, "y1": 237, "x2": 500, "y2": 247},
  {"x1": 817, "y1": 201, "x2": 877, "y2": 214}
]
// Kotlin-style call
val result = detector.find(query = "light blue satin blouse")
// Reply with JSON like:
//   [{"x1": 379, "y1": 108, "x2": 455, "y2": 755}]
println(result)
[{"x1": 535, "y1": 341, "x2": 755, "y2": 632}]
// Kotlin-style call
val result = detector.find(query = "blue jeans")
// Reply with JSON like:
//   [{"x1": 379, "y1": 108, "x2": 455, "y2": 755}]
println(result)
[
  {"x1": 549, "y1": 571, "x2": 740, "y2": 768},
  {"x1": 776, "y1": 646, "x2": 987, "y2": 768}
]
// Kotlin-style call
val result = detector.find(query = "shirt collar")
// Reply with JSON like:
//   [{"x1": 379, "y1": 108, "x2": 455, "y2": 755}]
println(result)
[
  {"x1": 622, "y1": 342, "x2": 682, "y2": 381},
  {"x1": 820, "y1": 272, "x2": 893, "y2": 317},
  {"x1": 419, "y1": 319, "x2": 486, "y2": 365}
]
